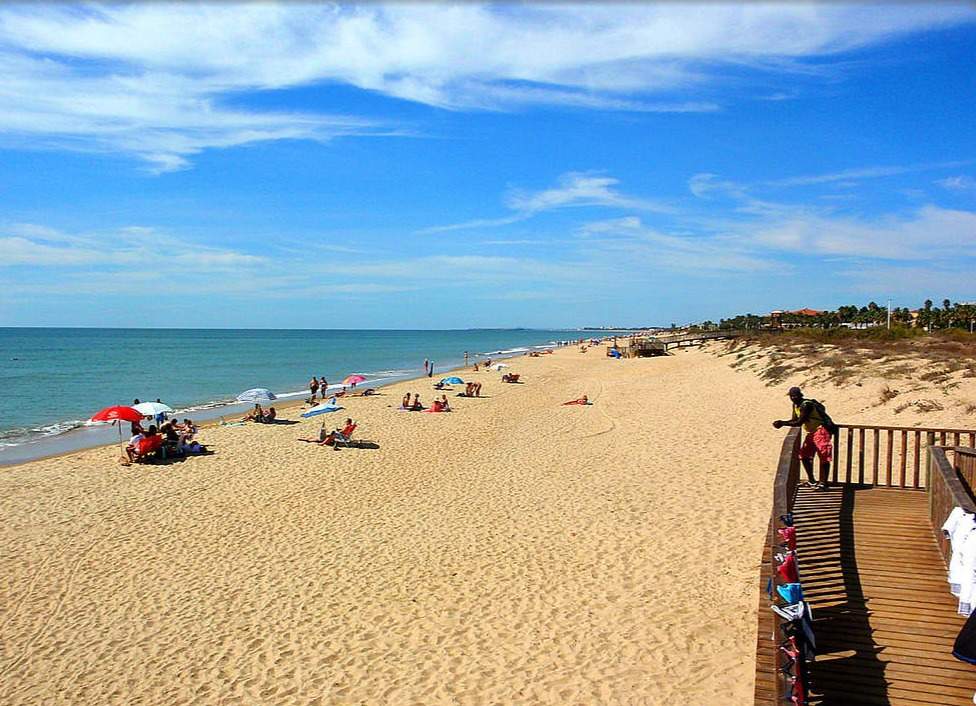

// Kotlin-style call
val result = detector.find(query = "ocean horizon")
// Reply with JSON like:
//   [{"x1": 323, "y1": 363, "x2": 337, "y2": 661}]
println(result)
[{"x1": 0, "y1": 327, "x2": 621, "y2": 463}]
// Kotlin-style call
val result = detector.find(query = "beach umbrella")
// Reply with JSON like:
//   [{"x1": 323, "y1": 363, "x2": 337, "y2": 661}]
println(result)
[
  {"x1": 441, "y1": 376, "x2": 464, "y2": 385},
  {"x1": 133, "y1": 401, "x2": 173, "y2": 418},
  {"x1": 237, "y1": 388, "x2": 277, "y2": 403},
  {"x1": 301, "y1": 402, "x2": 344, "y2": 418},
  {"x1": 342, "y1": 374, "x2": 367, "y2": 386},
  {"x1": 90, "y1": 405, "x2": 143, "y2": 463}
]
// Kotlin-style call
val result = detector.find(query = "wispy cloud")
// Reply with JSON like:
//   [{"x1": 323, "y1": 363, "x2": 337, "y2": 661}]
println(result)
[
  {"x1": 424, "y1": 171, "x2": 674, "y2": 233},
  {"x1": 937, "y1": 175, "x2": 976, "y2": 192},
  {"x1": 0, "y1": 4, "x2": 972, "y2": 169},
  {"x1": 577, "y1": 216, "x2": 774, "y2": 272},
  {"x1": 762, "y1": 160, "x2": 976, "y2": 188},
  {"x1": 745, "y1": 205, "x2": 976, "y2": 259}
]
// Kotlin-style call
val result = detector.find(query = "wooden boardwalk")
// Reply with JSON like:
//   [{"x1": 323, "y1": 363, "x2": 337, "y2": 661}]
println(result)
[{"x1": 792, "y1": 485, "x2": 974, "y2": 705}]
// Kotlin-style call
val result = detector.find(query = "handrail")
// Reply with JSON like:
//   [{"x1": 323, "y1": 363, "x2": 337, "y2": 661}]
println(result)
[
  {"x1": 754, "y1": 428, "x2": 801, "y2": 705},
  {"x1": 837, "y1": 423, "x2": 976, "y2": 435},
  {"x1": 831, "y1": 423, "x2": 976, "y2": 488},
  {"x1": 928, "y1": 446, "x2": 976, "y2": 565},
  {"x1": 652, "y1": 330, "x2": 745, "y2": 344}
]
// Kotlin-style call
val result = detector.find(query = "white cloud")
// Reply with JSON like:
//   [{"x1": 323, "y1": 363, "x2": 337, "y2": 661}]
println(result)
[
  {"x1": 937, "y1": 175, "x2": 976, "y2": 191},
  {"x1": 763, "y1": 160, "x2": 975, "y2": 188},
  {"x1": 747, "y1": 205, "x2": 976, "y2": 259},
  {"x1": 0, "y1": 4, "x2": 972, "y2": 169},
  {"x1": 0, "y1": 223, "x2": 265, "y2": 269},
  {"x1": 425, "y1": 171, "x2": 673, "y2": 233},
  {"x1": 578, "y1": 216, "x2": 773, "y2": 272}
]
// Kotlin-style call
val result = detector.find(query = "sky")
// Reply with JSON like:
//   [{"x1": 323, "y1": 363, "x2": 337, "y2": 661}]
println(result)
[{"x1": 1, "y1": 2, "x2": 975, "y2": 329}]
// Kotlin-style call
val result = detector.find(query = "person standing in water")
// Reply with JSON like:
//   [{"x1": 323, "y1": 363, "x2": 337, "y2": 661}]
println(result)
[
  {"x1": 773, "y1": 386, "x2": 835, "y2": 490},
  {"x1": 309, "y1": 376, "x2": 319, "y2": 402}
]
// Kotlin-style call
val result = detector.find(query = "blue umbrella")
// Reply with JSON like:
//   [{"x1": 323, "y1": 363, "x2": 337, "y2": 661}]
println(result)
[
  {"x1": 237, "y1": 388, "x2": 277, "y2": 403},
  {"x1": 301, "y1": 402, "x2": 343, "y2": 418},
  {"x1": 440, "y1": 376, "x2": 464, "y2": 385}
]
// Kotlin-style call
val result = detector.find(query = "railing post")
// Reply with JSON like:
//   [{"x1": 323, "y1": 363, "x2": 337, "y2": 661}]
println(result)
[
  {"x1": 858, "y1": 427, "x2": 866, "y2": 484},
  {"x1": 846, "y1": 427, "x2": 854, "y2": 484},
  {"x1": 927, "y1": 432, "x2": 935, "y2": 490}
]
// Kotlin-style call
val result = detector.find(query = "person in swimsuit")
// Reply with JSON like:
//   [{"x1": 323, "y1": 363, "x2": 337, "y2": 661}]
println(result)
[{"x1": 309, "y1": 376, "x2": 319, "y2": 402}]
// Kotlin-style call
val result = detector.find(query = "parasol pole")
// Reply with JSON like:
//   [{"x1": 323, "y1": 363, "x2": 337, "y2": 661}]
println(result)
[{"x1": 117, "y1": 421, "x2": 130, "y2": 465}]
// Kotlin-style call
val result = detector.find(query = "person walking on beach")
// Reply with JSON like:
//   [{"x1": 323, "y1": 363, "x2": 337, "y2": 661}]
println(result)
[
  {"x1": 773, "y1": 386, "x2": 835, "y2": 490},
  {"x1": 428, "y1": 361, "x2": 434, "y2": 378},
  {"x1": 424, "y1": 358, "x2": 429, "y2": 374},
  {"x1": 464, "y1": 351, "x2": 469, "y2": 367},
  {"x1": 309, "y1": 376, "x2": 319, "y2": 402}
]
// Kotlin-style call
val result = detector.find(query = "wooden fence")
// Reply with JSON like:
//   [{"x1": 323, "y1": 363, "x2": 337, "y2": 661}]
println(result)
[
  {"x1": 928, "y1": 445, "x2": 976, "y2": 565},
  {"x1": 753, "y1": 428, "x2": 801, "y2": 704},
  {"x1": 955, "y1": 446, "x2": 976, "y2": 494},
  {"x1": 831, "y1": 423, "x2": 976, "y2": 488}
]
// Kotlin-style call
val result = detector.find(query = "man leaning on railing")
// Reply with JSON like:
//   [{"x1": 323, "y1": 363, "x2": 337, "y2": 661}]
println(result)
[{"x1": 773, "y1": 386, "x2": 836, "y2": 491}]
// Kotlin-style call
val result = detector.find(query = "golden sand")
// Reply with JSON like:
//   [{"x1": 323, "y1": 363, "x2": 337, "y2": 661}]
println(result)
[{"x1": 1, "y1": 344, "x2": 970, "y2": 705}]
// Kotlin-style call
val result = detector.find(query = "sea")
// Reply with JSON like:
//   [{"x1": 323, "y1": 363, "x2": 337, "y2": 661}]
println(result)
[{"x1": 0, "y1": 328, "x2": 602, "y2": 464}]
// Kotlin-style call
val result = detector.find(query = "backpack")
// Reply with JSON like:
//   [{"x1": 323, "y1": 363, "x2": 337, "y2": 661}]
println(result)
[{"x1": 805, "y1": 398, "x2": 837, "y2": 435}]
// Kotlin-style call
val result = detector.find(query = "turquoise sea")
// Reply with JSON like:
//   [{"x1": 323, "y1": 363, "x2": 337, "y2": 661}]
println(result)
[{"x1": 0, "y1": 328, "x2": 588, "y2": 463}]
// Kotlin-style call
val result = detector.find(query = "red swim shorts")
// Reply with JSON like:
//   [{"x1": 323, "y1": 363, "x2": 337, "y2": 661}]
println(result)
[{"x1": 799, "y1": 426, "x2": 833, "y2": 464}]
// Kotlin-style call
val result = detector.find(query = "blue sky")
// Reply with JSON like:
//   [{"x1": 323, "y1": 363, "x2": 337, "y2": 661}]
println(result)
[{"x1": 1, "y1": 3, "x2": 975, "y2": 328}]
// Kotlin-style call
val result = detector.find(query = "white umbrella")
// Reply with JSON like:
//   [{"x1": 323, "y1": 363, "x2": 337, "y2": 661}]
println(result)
[
  {"x1": 133, "y1": 401, "x2": 173, "y2": 418},
  {"x1": 492, "y1": 363, "x2": 509, "y2": 370},
  {"x1": 237, "y1": 388, "x2": 277, "y2": 403}
]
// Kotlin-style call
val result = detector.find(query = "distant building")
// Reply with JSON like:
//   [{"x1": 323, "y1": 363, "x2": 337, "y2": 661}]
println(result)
[{"x1": 769, "y1": 308, "x2": 824, "y2": 329}]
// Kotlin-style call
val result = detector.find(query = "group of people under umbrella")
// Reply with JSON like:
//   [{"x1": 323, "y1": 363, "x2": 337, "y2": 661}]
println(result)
[{"x1": 90, "y1": 400, "x2": 203, "y2": 465}]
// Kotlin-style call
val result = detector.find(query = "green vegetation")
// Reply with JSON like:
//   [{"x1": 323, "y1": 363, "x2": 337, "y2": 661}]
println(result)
[{"x1": 705, "y1": 299, "x2": 976, "y2": 333}]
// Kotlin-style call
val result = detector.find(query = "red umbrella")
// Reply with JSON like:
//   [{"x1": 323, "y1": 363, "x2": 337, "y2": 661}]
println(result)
[
  {"x1": 90, "y1": 406, "x2": 143, "y2": 464},
  {"x1": 91, "y1": 406, "x2": 143, "y2": 423}
]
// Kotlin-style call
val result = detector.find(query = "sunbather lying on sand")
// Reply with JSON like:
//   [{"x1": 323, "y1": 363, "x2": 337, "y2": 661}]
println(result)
[{"x1": 562, "y1": 395, "x2": 590, "y2": 406}]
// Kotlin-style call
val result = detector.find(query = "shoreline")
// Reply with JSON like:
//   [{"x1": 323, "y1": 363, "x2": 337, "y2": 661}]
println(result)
[{"x1": 0, "y1": 341, "x2": 580, "y2": 468}]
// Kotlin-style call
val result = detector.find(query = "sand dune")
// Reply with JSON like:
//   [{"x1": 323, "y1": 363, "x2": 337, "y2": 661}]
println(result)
[{"x1": 1, "y1": 344, "x2": 970, "y2": 704}]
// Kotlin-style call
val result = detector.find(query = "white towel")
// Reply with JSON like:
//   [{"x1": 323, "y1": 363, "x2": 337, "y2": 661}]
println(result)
[{"x1": 948, "y1": 510, "x2": 976, "y2": 595}]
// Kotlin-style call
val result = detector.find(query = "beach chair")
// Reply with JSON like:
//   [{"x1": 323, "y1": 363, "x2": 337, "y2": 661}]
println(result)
[{"x1": 332, "y1": 424, "x2": 358, "y2": 449}]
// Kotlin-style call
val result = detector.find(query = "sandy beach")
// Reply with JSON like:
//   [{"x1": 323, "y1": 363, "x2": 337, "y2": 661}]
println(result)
[{"x1": 2, "y1": 342, "x2": 973, "y2": 705}]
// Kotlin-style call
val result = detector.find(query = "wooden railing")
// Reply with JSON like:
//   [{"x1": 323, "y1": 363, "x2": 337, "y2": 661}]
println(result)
[
  {"x1": 754, "y1": 428, "x2": 801, "y2": 705},
  {"x1": 652, "y1": 330, "x2": 745, "y2": 346},
  {"x1": 831, "y1": 423, "x2": 976, "y2": 488},
  {"x1": 755, "y1": 428, "x2": 976, "y2": 704},
  {"x1": 955, "y1": 446, "x2": 976, "y2": 495},
  {"x1": 928, "y1": 445, "x2": 976, "y2": 565}
]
